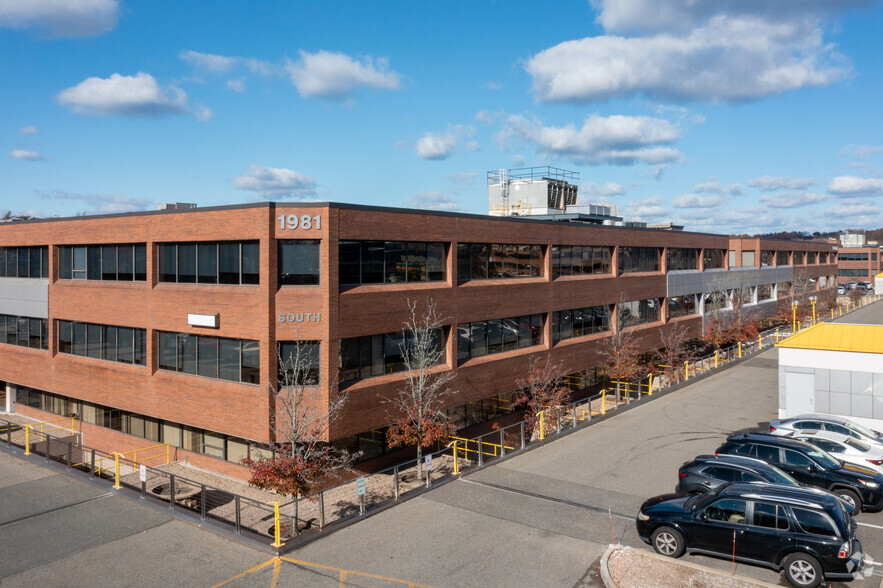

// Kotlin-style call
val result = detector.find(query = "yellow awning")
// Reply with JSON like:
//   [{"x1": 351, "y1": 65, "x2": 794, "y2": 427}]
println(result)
[{"x1": 777, "y1": 322, "x2": 883, "y2": 354}]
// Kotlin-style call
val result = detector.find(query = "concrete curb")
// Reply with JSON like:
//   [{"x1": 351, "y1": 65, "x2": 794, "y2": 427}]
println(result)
[{"x1": 599, "y1": 544, "x2": 781, "y2": 588}]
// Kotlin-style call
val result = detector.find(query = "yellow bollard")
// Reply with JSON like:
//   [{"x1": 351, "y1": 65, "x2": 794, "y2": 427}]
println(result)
[
  {"x1": 715, "y1": 349, "x2": 719, "y2": 368},
  {"x1": 684, "y1": 360, "x2": 689, "y2": 380},
  {"x1": 776, "y1": 328, "x2": 779, "y2": 342},
  {"x1": 166, "y1": 443, "x2": 170, "y2": 465},
  {"x1": 601, "y1": 393, "x2": 606, "y2": 415},
  {"x1": 537, "y1": 411, "x2": 545, "y2": 440},
  {"x1": 24, "y1": 425, "x2": 31, "y2": 455},
  {"x1": 758, "y1": 334, "x2": 762, "y2": 349},
  {"x1": 738, "y1": 341, "x2": 742, "y2": 358},
  {"x1": 269, "y1": 501, "x2": 284, "y2": 548},
  {"x1": 452, "y1": 441, "x2": 459, "y2": 475},
  {"x1": 113, "y1": 453, "x2": 121, "y2": 489},
  {"x1": 648, "y1": 373, "x2": 653, "y2": 396}
]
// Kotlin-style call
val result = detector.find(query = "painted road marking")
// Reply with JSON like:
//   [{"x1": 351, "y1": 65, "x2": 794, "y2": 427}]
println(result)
[
  {"x1": 211, "y1": 556, "x2": 434, "y2": 587},
  {"x1": 857, "y1": 522, "x2": 883, "y2": 531}
]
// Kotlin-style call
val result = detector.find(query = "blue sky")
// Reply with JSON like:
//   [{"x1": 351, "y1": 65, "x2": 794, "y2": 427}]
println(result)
[{"x1": 1, "y1": 0, "x2": 881, "y2": 234}]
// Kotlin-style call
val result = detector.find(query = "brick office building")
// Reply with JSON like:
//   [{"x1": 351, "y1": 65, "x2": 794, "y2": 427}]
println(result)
[{"x1": 0, "y1": 203, "x2": 838, "y2": 478}]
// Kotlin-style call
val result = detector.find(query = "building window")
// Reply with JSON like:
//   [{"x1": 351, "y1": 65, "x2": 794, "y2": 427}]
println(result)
[
  {"x1": 618, "y1": 247, "x2": 660, "y2": 274},
  {"x1": 838, "y1": 252, "x2": 869, "y2": 261},
  {"x1": 157, "y1": 331, "x2": 260, "y2": 384},
  {"x1": 457, "y1": 315, "x2": 543, "y2": 363},
  {"x1": 459, "y1": 243, "x2": 541, "y2": 280},
  {"x1": 806, "y1": 251, "x2": 817, "y2": 264},
  {"x1": 277, "y1": 341, "x2": 320, "y2": 385},
  {"x1": 551, "y1": 245, "x2": 611, "y2": 276},
  {"x1": 341, "y1": 241, "x2": 445, "y2": 285},
  {"x1": 58, "y1": 244, "x2": 146, "y2": 281},
  {"x1": 552, "y1": 306, "x2": 609, "y2": 342},
  {"x1": 760, "y1": 251, "x2": 773, "y2": 266},
  {"x1": 158, "y1": 241, "x2": 258, "y2": 285},
  {"x1": 777, "y1": 282, "x2": 791, "y2": 297},
  {"x1": 666, "y1": 248, "x2": 698, "y2": 271},
  {"x1": 839, "y1": 269, "x2": 869, "y2": 277},
  {"x1": 279, "y1": 240, "x2": 320, "y2": 285},
  {"x1": 703, "y1": 249, "x2": 725, "y2": 270},
  {"x1": 0, "y1": 314, "x2": 48, "y2": 350},
  {"x1": 819, "y1": 252, "x2": 828, "y2": 263},
  {"x1": 873, "y1": 253, "x2": 878, "y2": 261},
  {"x1": 339, "y1": 328, "x2": 446, "y2": 381},
  {"x1": 57, "y1": 320, "x2": 145, "y2": 365},
  {"x1": 619, "y1": 299, "x2": 659, "y2": 327},
  {"x1": 741, "y1": 251, "x2": 756, "y2": 267},
  {"x1": 757, "y1": 284, "x2": 773, "y2": 301},
  {"x1": 666, "y1": 295, "x2": 697, "y2": 319},
  {"x1": 0, "y1": 246, "x2": 49, "y2": 278},
  {"x1": 792, "y1": 251, "x2": 805, "y2": 265},
  {"x1": 775, "y1": 251, "x2": 790, "y2": 265}
]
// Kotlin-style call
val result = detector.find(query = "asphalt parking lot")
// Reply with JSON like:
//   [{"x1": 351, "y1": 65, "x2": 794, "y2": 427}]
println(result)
[{"x1": 2, "y1": 301, "x2": 883, "y2": 587}]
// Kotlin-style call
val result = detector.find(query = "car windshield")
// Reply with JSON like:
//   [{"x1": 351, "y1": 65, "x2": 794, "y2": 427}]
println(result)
[
  {"x1": 807, "y1": 448, "x2": 840, "y2": 469},
  {"x1": 845, "y1": 420, "x2": 882, "y2": 439},
  {"x1": 844, "y1": 437, "x2": 872, "y2": 452}
]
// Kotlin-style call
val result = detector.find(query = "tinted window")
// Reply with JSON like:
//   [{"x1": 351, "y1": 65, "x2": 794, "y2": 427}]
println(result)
[
  {"x1": 753, "y1": 503, "x2": 788, "y2": 530},
  {"x1": 705, "y1": 499, "x2": 747, "y2": 524},
  {"x1": 741, "y1": 471, "x2": 766, "y2": 483},
  {"x1": 794, "y1": 421, "x2": 822, "y2": 431},
  {"x1": 810, "y1": 439, "x2": 843, "y2": 454},
  {"x1": 826, "y1": 423, "x2": 854, "y2": 437},
  {"x1": 279, "y1": 240, "x2": 320, "y2": 285},
  {"x1": 793, "y1": 508, "x2": 837, "y2": 537},
  {"x1": 732, "y1": 444, "x2": 754, "y2": 457},
  {"x1": 703, "y1": 466, "x2": 738, "y2": 482},
  {"x1": 783, "y1": 449, "x2": 814, "y2": 468},
  {"x1": 755, "y1": 444, "x2": 780, "y2": 463}
]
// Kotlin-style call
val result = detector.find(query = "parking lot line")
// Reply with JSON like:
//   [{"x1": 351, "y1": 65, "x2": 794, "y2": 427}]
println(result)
[
  {"x1": 858, "y1": 522, "x2": 883, "y2": 531},
  {"x1": 0, "y1": 491, "x2": 113, "y2": 529},
  {"x1": 211, "y1": 557, "x2": 278, "y2": 587}
]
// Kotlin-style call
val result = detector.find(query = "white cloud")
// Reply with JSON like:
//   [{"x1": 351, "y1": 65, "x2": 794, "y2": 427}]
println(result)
[
  {"x1": 415, "y1": 125, "x2": 473, "y2": 161},
  {"x1": 40, "y1": 191, "x2": 151, "y2": 213},
  {"x1": 672, "y1": 193, "x2": 723, "y2": 208},
  {"x1": 233, "y1": 165, "x2": 318, "y2": 200},
  {"x1": 486, "y1": 81, "x2": 503, "y2": 90},
  {"x1": 824, "y1": 202, "x2": 881, "y2": 218},
  {"x1": 693, "y1": 180, "x2": 741, "y2": 196},
  {"x1": 625, "y1": 196, "x2": 669, "y2": 220},
  {"x1": 511, "y1": 155, "x2": 526, "y2": 167},
  {"x1": 677, "y1": 205, "x2": 788, "y2": 233},
  {"x1": 285, "y1": 50, "x2": 402, "y2": 100},
  {"x1": 0, "y1": 0, "x2": 118, "y2": 37},
  {"x1": 179, "y1": 50, "x2": 238, "y2": 74},
  {"x1": 839, "y1": 144, "x2": 883, "y2": 161},
  {"x1": 475, "y1": 110, "x2": 506, "y2": 125},
  {"x1": 446, "y1": 172, "x2": 478, "y2": 185},
  {"x1": 582, "y1": 182, "x2": 626, "y2": 197},
  {"x1": 748, "y1": 175, "x2": 817, "y2": 191},
  {"x1": 9, "y1": 149, "x2": 50, "y2": 161},
  {"x1": 527, "y1": 2, "x2": 855, "y2": 103},
  {"x1": 466, "y1": 140, "x2": 480, "y2": 152},
  {"x1": 18, "y1": 126, "x2": 38, "y2": 135},
  {"x1": 57, "y1": 72, "x2": 197, "y2": 118},
  {"x1": 827, "y1": 175, "x2": 883, "y2": 196},
  {"x1": 226, "y1": 78, "x2": 245, "y2": 93},
  {"x1": 404, "y1": 191, "x2": 462, "y2": 212},
  {"x1": 498, "y1": 114, "x2": 684, "y2": 166},
  {"x1": 758, "y1": 191, "x2": 826, "y2": 208}
]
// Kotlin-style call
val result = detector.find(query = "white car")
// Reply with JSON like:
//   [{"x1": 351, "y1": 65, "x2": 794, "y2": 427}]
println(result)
[
  {"x1": 769, "y1": 413, "x2": 883, "y2": 447},
  {"x1": 788, "y1": 430, "x2": 883, "y2": 474}
]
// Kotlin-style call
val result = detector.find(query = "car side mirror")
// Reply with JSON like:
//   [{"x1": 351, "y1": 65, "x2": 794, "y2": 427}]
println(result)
[
  {"x1": 697, "y1": 511, "x2": 707, "y2": 521},
  {"x1": 806, "y1": 465, "x2": 817, "y2": 472}
]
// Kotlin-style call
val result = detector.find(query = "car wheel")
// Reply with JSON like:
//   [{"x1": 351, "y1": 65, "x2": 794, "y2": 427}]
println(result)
[
  {"x1": 833, "y1": 488, "x2": 862, "y2": 512},
  {"x1": 783, "y1": 552, "x2": 823, "y2": 588},
  {"x1": 651, "y1": 526, "x2": 685, "y2": 558}
]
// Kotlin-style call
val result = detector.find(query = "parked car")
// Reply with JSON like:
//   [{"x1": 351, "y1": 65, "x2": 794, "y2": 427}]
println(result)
[
  {"x1": 716, "y1": 433, "x2": 883, "y2": 512},
  {"x1": 838, "y1": 285, "x2": 846, "y2": 295},
  {"x1": 788, "y1": 430, "x2": 883, "y2": 475},
  {"x1": 769, "y1": 414, "x2": 883, "y2": 448},
  {"x1": 636, "y1": 482, "x2": 863, "y2": 587},
  {"x1": 676, "y1": 454, "x2": 802, "y2": 494}
]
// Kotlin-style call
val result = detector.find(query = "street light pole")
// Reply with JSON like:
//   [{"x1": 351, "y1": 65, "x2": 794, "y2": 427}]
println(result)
[
  {"x1": 791, "y1": 301, "x2": 799, "y2": 333},
  {"x1": 809, "y1": 295, "x2": 818, "y2": 323}
]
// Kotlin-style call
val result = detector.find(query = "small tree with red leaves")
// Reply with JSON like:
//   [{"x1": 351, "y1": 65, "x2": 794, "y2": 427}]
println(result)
[
  {"x1": 385, "y1": 299, "x2": 456, "y2": 483},
  {"x1": 243, "y1": 340, "x2": 356, "y2": 534},
  {"x1": 656, "y1": 321, "x2": 692, "y2": 383},
  {"x1": 513, "y1": 356, "x2": 571, "y2": 438},
  {"x1": 600, "y1": 301, "x2": 643, "y2": 404}
]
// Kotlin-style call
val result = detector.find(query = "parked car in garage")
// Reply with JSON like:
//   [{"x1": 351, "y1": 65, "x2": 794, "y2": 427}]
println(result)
[
  {"x1": 636, "y1": 483, "x2": 863, "y2": 587},
  {"x1": 676, "y1": 454, "x2": 802, "y2": 494},
  {"x1": 716, "y1": 433, "x2": 883, "y2": 512},
  {"x1": 787, "y1": 430, "x2": 883, "y2": 475},
  {"x1": 769, "y1": 414, "x2": 883, "y2": 447}
]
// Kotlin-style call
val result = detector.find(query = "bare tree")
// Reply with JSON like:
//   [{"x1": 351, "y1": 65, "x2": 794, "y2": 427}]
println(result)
[
  {"x1": 244, "y1": 339, "x2": 356, "y2": 534},
  {"x1": 513, "y1": 356, "x2": 571, "y2": 438},
  {"x1": 599, "y1": 299, "x2": 642, "y2": 404},
  {"x1": 656, "y1": 321, "x2": 692, "y2": 383},
  {"x1": 386, "y1": 299, "x2": 456, "y2": 483}
]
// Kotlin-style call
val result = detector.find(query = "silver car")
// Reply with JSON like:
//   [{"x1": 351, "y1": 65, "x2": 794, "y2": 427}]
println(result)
[
  {"x1": 770, "y1": 414, "x2": 883, "y2": 447},
  {"x1": 788, "y1": 429, "x2": 883, "y2": 475}
]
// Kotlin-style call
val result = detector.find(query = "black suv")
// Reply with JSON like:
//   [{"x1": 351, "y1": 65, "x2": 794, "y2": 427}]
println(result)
[
  {"x1": 636, "y1": 483, "x2": 863, "y2": 587},
  {"x1": 677, "y1": 454, "x2": 802, "y2": 494},
  {"x1": 716, "y1": 433, "x2": 883, "y2": 512}
]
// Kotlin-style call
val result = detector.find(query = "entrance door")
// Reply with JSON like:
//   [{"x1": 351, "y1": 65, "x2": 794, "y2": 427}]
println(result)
[
  {"x1": 0, "y1": 381, "x2": 5, "y2": 413},
  {"x1": 785, "y1": 371, "x2": 814, "y2": 416}
]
